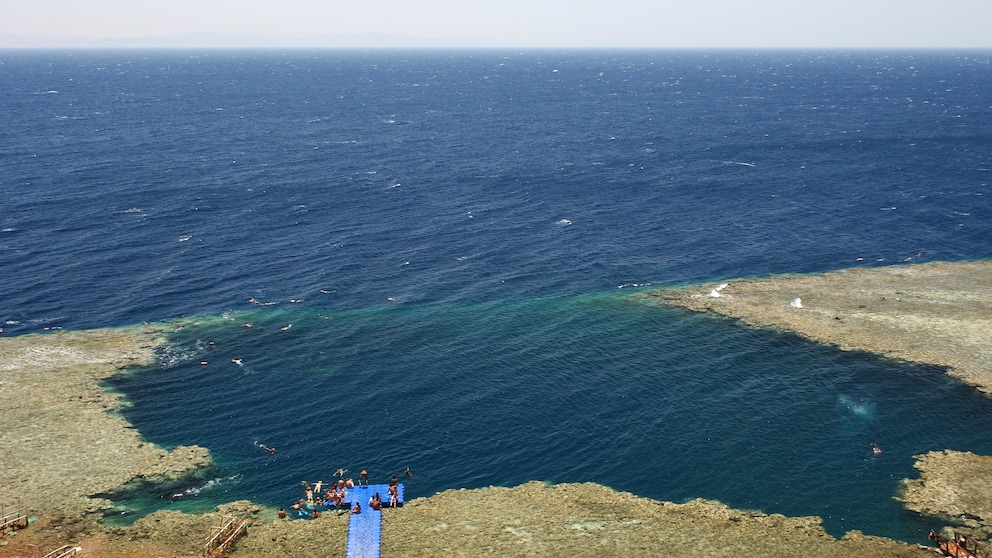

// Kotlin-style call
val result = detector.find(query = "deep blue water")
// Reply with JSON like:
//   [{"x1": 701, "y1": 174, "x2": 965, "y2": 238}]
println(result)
[{"x1": 2, "y1": 49, "x2": 991, "y2": 543}]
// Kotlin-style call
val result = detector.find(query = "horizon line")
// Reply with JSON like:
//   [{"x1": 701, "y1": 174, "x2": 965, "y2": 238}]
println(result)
[{"x1": 2, "y1": 32, "x2": 990, "y2": 50}]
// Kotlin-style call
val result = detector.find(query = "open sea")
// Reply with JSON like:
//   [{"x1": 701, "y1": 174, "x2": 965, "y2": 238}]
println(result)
[{"x1": 2, "y1": 49, "x2": 991, "y2": 543}]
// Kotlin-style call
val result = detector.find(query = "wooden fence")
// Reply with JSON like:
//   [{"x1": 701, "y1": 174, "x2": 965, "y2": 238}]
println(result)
[
  {"x1": 0, "y1": 505, "x2": 29, "y2": 533},
  {"x1": 929, "y1": 530, "x2": 990, "y2": 558},
  {"x1": 20, "y1": 544, "x2": 81, "y2": 558},
  {"x1": 41, "y1": 545, "x2": 82, "y2": 558},
  {"x1": 203, "y1": 514, "x2": 249, "y2": 557}
]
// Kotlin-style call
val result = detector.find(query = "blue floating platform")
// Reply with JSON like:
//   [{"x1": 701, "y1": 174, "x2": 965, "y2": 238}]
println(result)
[
  {"x1": 346, "y1": 507, "x2": 382, "y2": 558},
  {"x1": 344, "y1": 484, "x2": 404, "y2": 558},
  {"x1": 344, "y1": 483, "x2": 404, "y2": 506}
]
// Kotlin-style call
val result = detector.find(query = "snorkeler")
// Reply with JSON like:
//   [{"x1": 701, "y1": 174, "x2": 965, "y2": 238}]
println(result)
[{"x1": 255, "y1": 442, "x2": 277, "y2": 453}]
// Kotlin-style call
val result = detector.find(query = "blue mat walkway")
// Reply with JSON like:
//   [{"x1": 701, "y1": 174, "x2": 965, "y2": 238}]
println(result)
[{"x1": 344, "y1": 484, "x2": 404, "y2": 558}]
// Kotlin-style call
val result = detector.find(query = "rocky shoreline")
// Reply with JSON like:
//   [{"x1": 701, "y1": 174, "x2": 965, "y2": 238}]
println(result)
[
  {"x1": 0, "y1": 326, "x2": 213, "y2": 513},
  {"x1": 0, "y1": 325, "x2": 213, "y2": 555},
  {"x1": 2, "y1": 261, "x2": 990, "y2": 556}
]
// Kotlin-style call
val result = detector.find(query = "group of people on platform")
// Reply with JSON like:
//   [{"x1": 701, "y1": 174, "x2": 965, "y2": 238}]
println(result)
[{"x1": 280, "y1": 469, "x2": 403, "y2": 518}]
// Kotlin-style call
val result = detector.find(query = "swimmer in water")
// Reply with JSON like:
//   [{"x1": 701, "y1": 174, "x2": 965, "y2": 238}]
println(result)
[
  {"x1": 871, "y1": 442, "x2": 882, "y2": 455},
  {"x1": 232, "y1": 358, "x2": 243, "y2": 366}
]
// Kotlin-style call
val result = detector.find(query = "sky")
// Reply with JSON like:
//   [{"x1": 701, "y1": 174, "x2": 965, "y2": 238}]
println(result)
[{"x1": 2, "y1": 0, "x2": 991, "y2": 48}]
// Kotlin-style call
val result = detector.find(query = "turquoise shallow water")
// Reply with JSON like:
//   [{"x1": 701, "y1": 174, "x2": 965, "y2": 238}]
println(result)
[{"x1": 2, "y1": 49, "x2": 990, "y2": 543}]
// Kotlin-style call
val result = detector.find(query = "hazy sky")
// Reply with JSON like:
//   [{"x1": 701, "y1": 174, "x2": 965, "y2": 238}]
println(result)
[{"x1": 4, "y1": 0, "x2": 991, "y2": 48}]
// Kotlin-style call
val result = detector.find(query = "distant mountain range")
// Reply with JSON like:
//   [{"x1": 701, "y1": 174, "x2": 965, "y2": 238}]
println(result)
[{"x1": 0, "y1": 32, "x2": 507, "y2": 49}]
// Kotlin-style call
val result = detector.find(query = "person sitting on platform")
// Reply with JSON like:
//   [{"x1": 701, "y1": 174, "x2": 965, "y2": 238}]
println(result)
[
  {"x1": 369, "y1": 493, "x2": 382, "y2": 511},
  {"x1": 351, "y1": 503, "x2": 361, "y2": 515}
]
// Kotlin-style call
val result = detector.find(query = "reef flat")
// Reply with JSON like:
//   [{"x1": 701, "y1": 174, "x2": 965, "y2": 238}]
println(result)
[
  {"x1": 375, "y1": 482, "x2": 931, "y2": 558},
  {"x1": 642, "y1": 260, "x2": 992, "y2": 394},
  {"x1": 897, "y1": 450, "x2": 992, "y2": 542},
  {"x1": 0, "y1": 326, "x2": 211, "y2": 553},
  {"x1": 2, "y1": 484, "x2": 936, "y2": 558}
]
